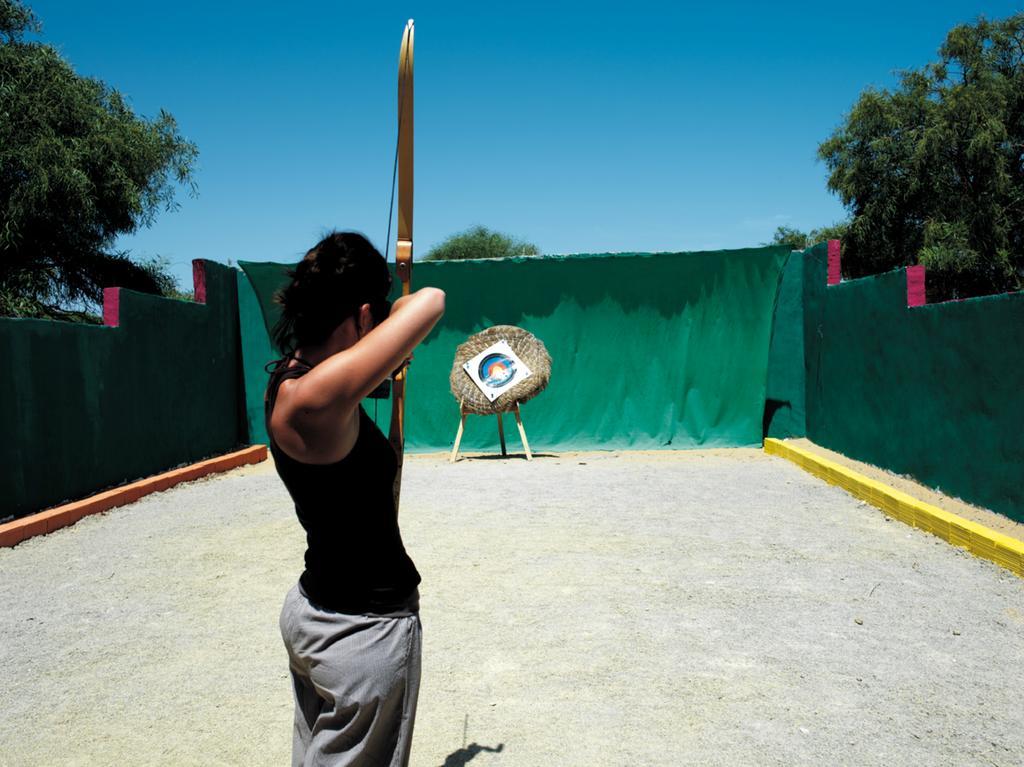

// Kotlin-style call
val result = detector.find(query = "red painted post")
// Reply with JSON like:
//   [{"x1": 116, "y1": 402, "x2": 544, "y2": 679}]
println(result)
[
  {"x1": 906, "y1": 264, "x2": 927, "y2": 307},
  {"x1": 192, "y1": 260, "x2": 207, "y2": 304},
  {"x1": 102, "y1": 287, "x2": 120, "y2": 327},
  {"x1": 827, "y1": 240, "x2": 841, "y2": 286}
]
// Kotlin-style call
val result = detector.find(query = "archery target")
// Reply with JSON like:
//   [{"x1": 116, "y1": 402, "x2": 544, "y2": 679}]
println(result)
[{"x1": 463, "y1": 340, "x2": 533, "y2": 402}]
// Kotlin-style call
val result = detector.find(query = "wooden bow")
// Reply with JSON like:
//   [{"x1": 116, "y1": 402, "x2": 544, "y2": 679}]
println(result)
[{"x1": 388, "y1": 19, "x2": 414, "y2": 512}]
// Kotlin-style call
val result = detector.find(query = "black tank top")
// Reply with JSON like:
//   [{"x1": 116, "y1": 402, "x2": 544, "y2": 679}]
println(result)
[{"x1": 264, "y1": 354, "x2": 420, "y2": 614}]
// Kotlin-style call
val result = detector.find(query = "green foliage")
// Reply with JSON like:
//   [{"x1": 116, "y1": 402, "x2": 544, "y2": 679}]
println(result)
[
  {"x1": 918, "y1": 220, "x2": 1015, "y2": 300},
  {"x1": 138, "y1": 255, "x2": 195, "y2": 303},
  {"x1": 0, "y1": 0, "x2": 37, "y2": 41},
  {"x1": 0, "y1": 0, "x2": 197, "y2": 319},
  {"x1": 422, "y1": 226, "x2": 540, "y2": 262},
  {"x1": 769, "y1": 221, "x2": 850, "y2": 251},
  {"x1": 819, "y1": 13, "x2": 1024, "y2": 299},
  {"x1": 769, "y1": 226, "x2": 809, "y2": 251},
  {"x1": 811, "y1": 222, "x2": 851, "y2": 245}
]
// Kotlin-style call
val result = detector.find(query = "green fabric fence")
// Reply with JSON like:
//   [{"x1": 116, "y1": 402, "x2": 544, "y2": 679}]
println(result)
[
  {"x1": 801, "y1": 242, "x2": 1024, "y2": 522},
  {"x1": 764, "y1": 249, "x2": 806, "y2": 439},
  {"x1": 0, "y1": 261, "x2": 246, "y2": 522},
  {"x1": 237, "y1": 269, "x2": 276, "y2": 447},
  {"x1": 239, "y1": 247, "x2": 791, "y2": 454}
]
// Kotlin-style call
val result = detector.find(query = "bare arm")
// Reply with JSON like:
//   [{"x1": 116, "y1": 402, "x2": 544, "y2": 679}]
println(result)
[
  {"x1": 271, "y1": 287, "x2": 445, "y2": 462},
  {"x1": 307, "y1": 288, "x2": 444, "y2": 407}
]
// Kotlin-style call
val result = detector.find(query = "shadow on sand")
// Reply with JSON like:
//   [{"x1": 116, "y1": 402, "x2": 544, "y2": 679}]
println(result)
[
  {"x1": 438, "y1": 741, "x2": 505, "y2": 767},
  {"x1": 453, "y1": 453, "x2": 556, "y2": 461}
]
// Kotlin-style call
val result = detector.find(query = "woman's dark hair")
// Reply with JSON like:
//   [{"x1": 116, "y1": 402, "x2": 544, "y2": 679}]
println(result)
[{"x1": 272, "y1": 231, "x2": 392, "y2": 354}]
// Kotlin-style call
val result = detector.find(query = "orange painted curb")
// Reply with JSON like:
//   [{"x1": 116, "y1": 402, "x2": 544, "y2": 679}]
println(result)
[{"x1": 0, "y1": 445, "x2": 268, "y2": 548}]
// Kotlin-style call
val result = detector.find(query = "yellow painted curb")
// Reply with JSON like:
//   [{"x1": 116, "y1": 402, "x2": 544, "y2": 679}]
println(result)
[
  {"x1": 764, "y1": 438, "x2": 1024, "y2": 578},
  {"x1": 0, "y1": 445, "x2": 268, "y2": 549}
]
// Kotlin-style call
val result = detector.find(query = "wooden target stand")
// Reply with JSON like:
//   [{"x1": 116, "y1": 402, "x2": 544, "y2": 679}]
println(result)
[{"x1": 450, "y1": 398, "x2": 532, "y2": 462}]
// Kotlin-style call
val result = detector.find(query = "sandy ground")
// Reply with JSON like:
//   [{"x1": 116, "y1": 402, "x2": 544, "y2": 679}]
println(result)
[{"x1": 1, "y1": 449, "x2": 1022, "y2": 767}]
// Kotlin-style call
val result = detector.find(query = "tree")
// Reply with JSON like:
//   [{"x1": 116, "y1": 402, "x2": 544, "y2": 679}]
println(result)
[
  {"x1": 768, "y1": 226, "x2": 809, "y2": 251},
  {"x1": 768, "y1": 222, "x2": 850, "y2": 251},
  {"x1": 0, "y1": 0, "x2": 197, "y2": 320},
  {"x1": 422, "y1": 226, "x2": 540, "y2": 261},
  {"x1": 818, "y1": 14, "x2": 1024, "y2": 300}
]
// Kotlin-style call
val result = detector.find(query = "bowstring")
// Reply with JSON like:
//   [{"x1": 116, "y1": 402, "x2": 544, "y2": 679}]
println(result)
[
  {"x1": 383, "y1": 115, "x2": 399, "y2": 264},
  {"x1": 381, "y1": 30, "x2": 410, "y2": 428},
  {"x1": 384, "y1": 35, "x2": 409, "y2": 265}
]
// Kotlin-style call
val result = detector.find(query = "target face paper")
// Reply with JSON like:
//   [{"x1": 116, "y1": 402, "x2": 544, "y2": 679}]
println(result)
[{"x1": 463, "y1": 340, "x2": 533, "y2": 402}]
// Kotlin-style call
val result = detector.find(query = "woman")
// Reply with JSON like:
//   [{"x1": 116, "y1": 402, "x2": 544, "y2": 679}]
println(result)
[{"x1": 264, "y1": 231, "x2": 445, "y2": 767}]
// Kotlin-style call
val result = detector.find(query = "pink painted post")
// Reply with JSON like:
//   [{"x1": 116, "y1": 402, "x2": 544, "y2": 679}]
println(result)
[
  {"x1": 827, "y1": 239, "x2": 841, "y2": 286},
  {"x1": 906, "y1": 264, "x2": 927, "y2": 307},
  {"x1": 103, "y1": 287, "x2": 121, "y2": 327},
  {"x1": 192, "y1": 260, "x2": 207, "y2": 304}
]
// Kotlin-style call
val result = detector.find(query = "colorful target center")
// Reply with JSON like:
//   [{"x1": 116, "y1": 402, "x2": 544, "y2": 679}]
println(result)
[{"x1": 478, "y1": 353, "x2": 517, "y2": 388}]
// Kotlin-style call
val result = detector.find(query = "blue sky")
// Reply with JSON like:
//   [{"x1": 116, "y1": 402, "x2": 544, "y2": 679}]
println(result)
[{"x1": 28, "y1": 0, "x2": 1024, "y2": 289}]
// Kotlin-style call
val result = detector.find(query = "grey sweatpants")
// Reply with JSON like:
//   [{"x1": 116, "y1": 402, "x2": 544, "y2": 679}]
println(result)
[{"x1": 279, "y1": 583, "x2": 422, "y2": 767}]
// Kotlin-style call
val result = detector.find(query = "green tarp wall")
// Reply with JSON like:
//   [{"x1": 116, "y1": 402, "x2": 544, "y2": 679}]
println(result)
[
  {"x1": 801, "y1": 242, "x2": 1024, "y2": 522},
  {"x1": 0, "y1": 261, "x2": 246, "y2": 522},
  {"x1": 239, "y1": 247, "x2": 791, "y2": 453},
  {"x1": 764, "y1": 250, "x2": 806, "y2": 439},
  {"x1": 237, "y1": 269, "x2": 276, "y2": 447}
]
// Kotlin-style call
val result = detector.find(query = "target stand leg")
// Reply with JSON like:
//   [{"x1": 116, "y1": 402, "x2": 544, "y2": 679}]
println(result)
[
  {"x1": 497, "y1": 412, "x2": 507, "y2": 456},
  {"x1": 514, "y1": 402, "x2": 532, "y2": 461},
  {"x1": 450, "y1": 402, "x2": 467, "y2": 463}
]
